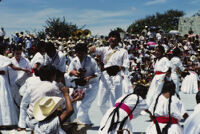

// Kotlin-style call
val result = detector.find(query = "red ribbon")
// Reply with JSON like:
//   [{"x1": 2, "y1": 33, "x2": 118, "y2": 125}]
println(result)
[{"x1": 114, "y1": 103, "x2": 133, "y2": 120}]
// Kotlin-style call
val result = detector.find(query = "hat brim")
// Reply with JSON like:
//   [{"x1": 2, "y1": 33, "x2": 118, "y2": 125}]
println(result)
[{"x1": 33, "y1": 97, "x2": 63, "y2": 121}]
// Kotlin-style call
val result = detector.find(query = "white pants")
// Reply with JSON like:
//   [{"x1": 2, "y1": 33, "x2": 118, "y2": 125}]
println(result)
[
  {"x1": 75, "y1": 82, "x2": 99, "y2": 124},
  {"x1": 98, "y1": 72, "x2": 123, "y2": 115}
]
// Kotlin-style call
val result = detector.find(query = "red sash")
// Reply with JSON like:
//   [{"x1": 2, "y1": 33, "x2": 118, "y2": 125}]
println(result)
[
  {"x1": 154, "y1": 116, "x2": 178, "y2": 124},
  {"x1": 114, "y1": 103, "x2": 133, "y2": 120},
  {"x1": 155, "y1": 71, "x2": 166, "y2": 75}
]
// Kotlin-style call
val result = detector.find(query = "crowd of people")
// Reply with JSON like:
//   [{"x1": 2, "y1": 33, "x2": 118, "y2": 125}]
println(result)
[{"x1": 0, "y1": 26, "x2": 200, "y2": 134}]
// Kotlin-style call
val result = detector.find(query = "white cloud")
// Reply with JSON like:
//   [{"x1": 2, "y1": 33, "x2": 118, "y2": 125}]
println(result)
[
  {"x1": 145, "y1": 0, "x2": 167, "y2": 5},
  {"x1": 190, "y1": 0, "x2": 200, "y2": 4},
  {"x1": 0, "y1": 8, "x2": 133, "y2": 37},
  {"x1": 89, "y1": 23, "x2": 129, "y2": 36}
]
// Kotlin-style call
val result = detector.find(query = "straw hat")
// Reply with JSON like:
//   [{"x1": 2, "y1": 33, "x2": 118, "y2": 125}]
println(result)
[{"x1": 33, "y1": 97, "x2": 63, "y2": 121}]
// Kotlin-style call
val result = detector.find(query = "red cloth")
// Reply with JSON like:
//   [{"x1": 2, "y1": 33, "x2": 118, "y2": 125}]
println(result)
[
  {"x1": 155, "y1": 71, "x2": 166, "y2": 75},
  {"x1": 32, "y1": 68, "x2": 35, "y2": 74},
  {"x1": 114, "y1": 103, "x2": 133, "y2": 120},
  {"x1": 153, "y1": 116, "x2": 178, "y2": 124}
]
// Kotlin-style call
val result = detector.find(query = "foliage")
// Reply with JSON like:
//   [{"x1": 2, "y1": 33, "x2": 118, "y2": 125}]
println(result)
[
  {"x1": 127, "y1": 9, "x2": 184, "y2": 34},
  {"x1": 37, "y1": 17, "x2": 79, "y2": 39}
]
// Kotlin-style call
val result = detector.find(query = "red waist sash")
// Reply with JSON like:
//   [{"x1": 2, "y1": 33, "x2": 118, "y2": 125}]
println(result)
[
  {"x1": 154, "y1": 116, "x2": 178, "y2": 124},
  {"x1": 114, "y1": 103, "x2": 133, "y2": 120},
  {"x1": 155, "y1": 71, "x2": 166, "y2": 75}
]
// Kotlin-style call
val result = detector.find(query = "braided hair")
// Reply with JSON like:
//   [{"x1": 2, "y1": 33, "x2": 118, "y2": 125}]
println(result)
[
  {"x1": 153, "y1": 81, "x2": 175, "y2": 134},
  {"x1": 100, "y1": 85, "x2": 147, "y2": 133}
]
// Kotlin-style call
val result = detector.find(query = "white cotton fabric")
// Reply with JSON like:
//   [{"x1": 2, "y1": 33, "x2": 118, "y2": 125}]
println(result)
[
  {"x1": 98, "y1": 94, "x2": 148, "y2": 134},
  {"x1": 95, "y1": 46, "x2": 129, "y2": 115},
  {"x1": 170, "y1": 57, "x2": 185, "y2": 95},
  {"x1": 0, "y1": 55, "x2": 18, "y2": 125},
  {"x1": 146, "y1": 95, "x2": 185, "y2": 134},
  {"x1": 146, "y1": 57, "x2": 170, "y2": 107},
  {"x1": 181, "y1": 71, "x2": 199, "y2": 94}
]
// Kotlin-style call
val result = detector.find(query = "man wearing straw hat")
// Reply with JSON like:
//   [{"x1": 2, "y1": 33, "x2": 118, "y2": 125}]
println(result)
[{"x1": 33, "y1": 84, "x2": 74, "y2": 134}]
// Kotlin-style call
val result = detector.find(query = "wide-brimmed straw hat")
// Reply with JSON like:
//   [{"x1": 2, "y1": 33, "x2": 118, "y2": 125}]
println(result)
[{"x1": 33, "y1": 97, "x2": 63, "y2": 121}]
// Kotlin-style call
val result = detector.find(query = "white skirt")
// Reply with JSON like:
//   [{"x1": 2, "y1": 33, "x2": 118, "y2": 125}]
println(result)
[
  {"x1": 181, "y1": 71, "x2": 198, "y2": 94},
  {"x1": 0, "y1": 74, "x2": 18, "y2": 125}
]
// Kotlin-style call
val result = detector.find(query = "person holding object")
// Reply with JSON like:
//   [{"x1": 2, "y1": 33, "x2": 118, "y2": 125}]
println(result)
[
  {"x1": 89, "y1": 31, "x2": 129, "y2": 115},
  {"x1": 66, "y1": 42, "x2": 101, "y2": 125}
]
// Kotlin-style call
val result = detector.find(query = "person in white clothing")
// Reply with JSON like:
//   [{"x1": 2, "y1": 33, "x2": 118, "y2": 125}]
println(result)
[
  {"x1": 44, "y1": 42, "x2": 66, "y2": 85},
  {"x1": 146, "y1": 81, "x2": 188, "y2": 134},
  {"x1": 66, "y1": 43, "x2": 101, "y2": 124},
  {"x1": 9, "y1": 45, "x2": 32, "y2": 108},
  {"x1": 146, "y1": 45, "x2": 171, "y2": 107},
  {"x1": 170, "y1": 47, "x2": 185, "y2": 96},
  {"x1": 30, "y1": 40, "x2": 46, "y2": 72},
  {"x1": 44, "y1": 42, "x2": 66, "y2": 73},
  {"x1": 19, "y1": 65, "x2": 63, "y2": 130},
  {"x1": 184, "y1": 91, "x2": 200, "y2": 134},
  {"x1": 98, "y1": 85, "x2": 149, "y2": 134},
  {"x1": 17, "y1": 74, "x2": 41, "y2": 130},
  {"x1": 0, "y1": 45, "x2": 31, "y2": 126},
  {"x1": 34, "y1": 86, "x2": 74, "y2": 134},
  {"x1": 90, "y1": 31, "x2": 129, "y2": 115}
]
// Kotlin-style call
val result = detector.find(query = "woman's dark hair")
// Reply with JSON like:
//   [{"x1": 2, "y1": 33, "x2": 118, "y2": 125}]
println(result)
[
  {"x1": 172, "y1": 47, "x2": 181, "y2": 57},
  {"x1": 45, "y1": 42, "x2": 55, "y2": 52},
  {"x1": 0, "y1": 44, "x2": 6, "y2": 55},
  {"x1": 157, "y1": 45, "x2": 165, "y2": 54},
  {"x1": 37, "y1": 41, "x2": 46, "y2": 53},
  {"x1": 133, "y1": 85, "x2": 148, "y2": 99},
  {"x1": 161, "y1": 81, "x2": 175, "y2": 95},
  {"x1": 13, "y1": 45, "x2": 22, "y2": 51},
  {"x1": 38, "y1": 64, "x2": 56, "y2": 82},
  {"x1": 100, "y1": 85, "x2": 146, "y2": 132},
  {"x1": 153, "y1": 81, "x2": 175, "y2": 134},
  {"x1": 75, "y1": 43, "x2": 88, "y2": 53},
  {"x1": 196, "y1": 91, "x2": 200, "y2": 104}
]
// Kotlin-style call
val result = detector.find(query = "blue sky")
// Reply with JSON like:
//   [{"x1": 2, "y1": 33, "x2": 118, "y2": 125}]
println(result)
[{"x1": 0, "y1": 0, "x2": 199, "y2": 37}]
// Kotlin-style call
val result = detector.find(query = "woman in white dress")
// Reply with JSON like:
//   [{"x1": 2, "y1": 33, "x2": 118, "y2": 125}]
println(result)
[
  {"x1": 0, "y1": 45, "x2": 31, "y2": 125},
  {"x1": 146, "y1": 81, "x2": 188, "y2": 134},
  {"x1": 181, "y1": 70, "x2": 199, "y2": 94},
  {"x1": 98, "y1": 85, "x2": 149, "y2": 134},
  {"x1": 146, "y1": 45, "x2": 171, "y2": 107},
  {"x1": 170, "y1": 47, "x2": 185, "y2": 96}
]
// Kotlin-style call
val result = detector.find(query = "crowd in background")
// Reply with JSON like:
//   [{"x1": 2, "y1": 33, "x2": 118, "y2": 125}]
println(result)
[{"x1": 1, "y1": 25, "x2": 200, "y2": 134}]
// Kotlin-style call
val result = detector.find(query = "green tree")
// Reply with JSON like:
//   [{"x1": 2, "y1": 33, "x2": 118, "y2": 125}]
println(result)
[
  {"x1": 127, "y1": 9, "x2": 184, "y2": 34},
  {"x1": 37, "y1": 17, "x2": 79, "y2": 39}
]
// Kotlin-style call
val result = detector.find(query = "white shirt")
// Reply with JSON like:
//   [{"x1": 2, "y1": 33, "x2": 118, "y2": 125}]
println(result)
[
  {"x1": 34, "y1": 116, "x2": 66, "y2": 134},
  {"x1": 18, "y1": 76, "x2": 41, "y2": 128},
  {"x1": 9, "y1": 56, "x2": 31, "y2": 86},
  {"x1": 154, "y1": 57, "x2": 170, "y2": 73},
  {"x1": 149, "y1": 95, "x2": 186, "y2": 120},
  {"x1": 25, "y1": 39, "x2": 32, "y2": 49},
  {"x1": 68, "y1": 55, "x2": 101, "y2": 83},
  {"x1": 44, "y1": 51, "x2": 66, "y2": 73},
  {"x1": 27, "y1": 81, "x2": 63, "y2": 117},
  {"x1": 170, "y1": 57, "x2": 185, "y2": 78},
  {"x1": 95, "y1": 46, "x2": 129, "y2": 69},
  {"x1": 31, "y1": 52, "x2": 45, "y2": 68},
  {"x1": 184, "y1": 110, "x2": 200, "y2": 134}
]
